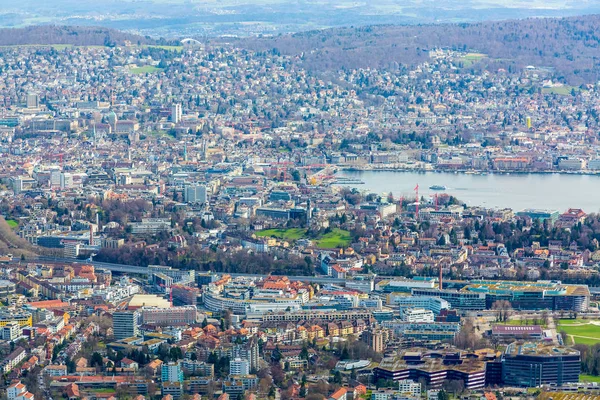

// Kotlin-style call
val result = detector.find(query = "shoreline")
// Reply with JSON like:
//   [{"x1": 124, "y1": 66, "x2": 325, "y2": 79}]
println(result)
[{"x1": 338, "y1": 166, "x2": 600, "y2": 176}]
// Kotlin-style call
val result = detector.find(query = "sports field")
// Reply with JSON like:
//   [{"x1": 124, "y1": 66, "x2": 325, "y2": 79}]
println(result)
[
  {"x1": 557, "y1": 319, "x2": 600, "y2": 345},
  {"x1": 129, "y1": 66, "x2": 164, "y2": 74},
  {"x1": 6, "y1": 219, "x2": 18, "y2": 228}
]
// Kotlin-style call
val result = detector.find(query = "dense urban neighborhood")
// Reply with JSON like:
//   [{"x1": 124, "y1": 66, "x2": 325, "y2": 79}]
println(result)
[{"x1": 3, "y1": 17, "x2": 600, "y2": 400}]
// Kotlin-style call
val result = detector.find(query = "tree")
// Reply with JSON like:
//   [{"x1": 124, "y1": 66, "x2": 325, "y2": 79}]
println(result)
[
  {"x1": 437, "y1": 389, "x2": 449, "y2": 400},
  {"x1": 491, "y1": 300, "x2": 513, "y2": 323},
  {"x1": 300, "y1": 345, "x2": 309, "y2": 361},
  {"x1": 90, "y1": 352, "x2": 104, "y2": 369},
  {"x1": 340, "y1": 346, "x2": 349, "y2": 360}
]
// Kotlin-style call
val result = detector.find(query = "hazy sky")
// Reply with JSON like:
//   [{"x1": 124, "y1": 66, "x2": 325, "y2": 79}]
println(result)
[{"x1": 2, "y1": 0, "x2": 599, "y2": 37}]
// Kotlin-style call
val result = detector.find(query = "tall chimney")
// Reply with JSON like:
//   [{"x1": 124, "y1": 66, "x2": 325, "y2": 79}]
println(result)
[
  {"x1": 439, "y1": 265, "x2": 443, "y2": 290},
  {"x1": 89, "y1": 224, "x2": 94, "y2": 246}
]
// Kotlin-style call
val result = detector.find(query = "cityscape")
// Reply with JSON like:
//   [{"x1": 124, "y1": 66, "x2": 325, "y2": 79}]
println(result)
[{"x1": 3, "y1": 4, "x2": 600, "y2": 400}]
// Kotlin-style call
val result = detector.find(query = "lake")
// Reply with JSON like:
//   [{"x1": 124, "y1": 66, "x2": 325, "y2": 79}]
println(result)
[{"x1": 334, "y1": 170, "x2": 600, "y2": 213}]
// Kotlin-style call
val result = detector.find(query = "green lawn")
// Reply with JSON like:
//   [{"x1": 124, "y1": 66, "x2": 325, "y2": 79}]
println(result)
[
  {"x1": 505, "y1": 318, "x2": 547, "y2": 328},
  {"x1": 573, "y1": 337, "x2": 600, "y2": 346},
  {"x1": 129, "y1": 66, "x2": 164, "y2": 74},
  {"x1": 256, "y1": 228, "x2": 307, "y2": 241},
  {"x1": 580, "y1": 374, "x2": 600, "y2": 383},
  {"x1": 316, "y1": 228, "x2": 352, "y2": 249},
  {"x1": 146, "y1": 45, "x2": 183, "y2": 51},
  {"x1": 92, "y1": 388, "x2": 116, "y2": 394},
  {"x1": 256, "y1": 228, "x2": 352, "y2": 249},
  {"x1": 557, "y1": 318, "x2": 586, "y2": 325},
  {"x1": 557, "y1": 319, "x2": 600, "y2": 346},
  {"x1": 6, "y1": 219, "x2": 18, "y2": 228},
  {"x1": 460, "y1": 52, "x2": 486, "y2": 67},
  {"x1": 542, "y1": 85, "x2": 580, "y2": 95}
]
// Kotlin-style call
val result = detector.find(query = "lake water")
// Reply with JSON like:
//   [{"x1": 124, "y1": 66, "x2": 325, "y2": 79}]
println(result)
[{"x1": 334, "y1": 170, "x2": 600, "y2": 213}]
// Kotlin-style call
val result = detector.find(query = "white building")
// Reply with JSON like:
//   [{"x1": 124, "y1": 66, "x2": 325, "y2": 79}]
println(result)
[
  {"x1": 171, "y1": 104, "x2": 182, "y2": 123},
  {"x1": 7, "y1": 381, "x2": 34, "y2": 400},
  {"x1": 559, "y1": 157, "x2": 585, "y2": 170},
  {"x1": 50, "y1": 169, "x2": 61, "y2": 187},
  {"x1": 400, "y1": 308, "x2": 434, "y2": 323},
  {"x1": 398, "y1": 379, "x2": 421, "y2": 397},
  {"x1": 1, "y1": 322, "x2": 21, "y2": 341},
  {"x1": 387, "y1": 295, "x2": 450, "y2": 315},
  {"x1": 60, "y1": 172, "x2": 73, "y2": 189},
  {"x1": 230, "y1": 358, "x2": 250, "y2": 375}
]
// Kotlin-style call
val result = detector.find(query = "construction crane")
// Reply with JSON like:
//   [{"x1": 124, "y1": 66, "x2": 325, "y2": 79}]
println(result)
[
  {"x1": 52, "y1": 153, "x2": 64, "y2": 167},
  {"x1": 273, "y1": 161, "x2": 294, "y2": 181},
  {"x1": 414, "y1": 184, "x2": 419, "y2": 218}
]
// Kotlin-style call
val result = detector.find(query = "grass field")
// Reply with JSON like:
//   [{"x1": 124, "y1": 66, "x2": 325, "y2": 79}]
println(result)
[
  {"x1": 506, "y1": 318, "x2": 548, "y2": 328},
  {"x1": 557, "y1": 319, "x2": 600, "y2": 345},
  {"x1": 129, "y1": 66, "x2": 164, "y2": 74},
  {"x1": 580, "y1": 374, "x2": 600, "y2": 383},
  {"x1": 146, "y1": 45, "x2": 183, "y2": 51},
  {"x1": 256, "y1": 228, "x2": 306, "y2": 241},
  {"x1": 542, "y1": 85, "x2": 579, "y2": 95},
  {"x1": 315, "y1": 228, "x2": 352, "y2": 249},
  {"x1": 460, "y1": 52, "x2": 486, "y2": 67},
  {"x1": 256, "y1": 228, "x2": 351, "y2": 249},
  {"x1": 6, "y1": 220, "x2": 18, "y2": 228}
]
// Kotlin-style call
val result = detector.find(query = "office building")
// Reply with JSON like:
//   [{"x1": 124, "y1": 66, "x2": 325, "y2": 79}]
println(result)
[
  {"x1": 26, "y1": 93, "x2": 39, "y2": 109},
  {"x1": 113, "y1": 310, "x2": 140, "y2": 340},
  {"x1": 141, "y1": 305, "x2": 197, "y2": 325},
  {"x1": 386, "y1": 294, "x2": 450, "y2": 315},
  {"x1": 184, "y1": 185, "x2": 208, "y2": 203},
  {"x1": 400, "y1": 308, "x2": 434, "y2": 323},
  {"x1": 501, "y1": 342, "x2": 580, "y2": 387},
  {"x1": 374, "y1": 349, "x2": 486, "y2": 390},
  {"x1": 171, "y1": 285, "x2": 199, "y2": 306}
]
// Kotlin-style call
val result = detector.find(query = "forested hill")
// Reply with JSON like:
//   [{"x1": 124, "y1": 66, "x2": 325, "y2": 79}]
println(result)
[
  {"x1": 237, "y1": 14, "x2": 600, "y2": 84},
  {"x1": 0, "y1": 25, "x2": 163, "y2": 47}
]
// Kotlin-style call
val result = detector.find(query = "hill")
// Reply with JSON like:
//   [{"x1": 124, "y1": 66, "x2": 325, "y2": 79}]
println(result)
[
  {"x1": 238, "y1": 14, "x2": 600, "y2": 84},
  {"x1": 0, "y1": 25, "x2": 162, "y2": 47}
]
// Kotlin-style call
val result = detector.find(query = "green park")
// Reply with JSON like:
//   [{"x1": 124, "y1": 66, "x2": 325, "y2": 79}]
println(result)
[
  {"x1": 256, "y1": 228, "x2": 351, "y2": 249},
  {"x1": 557, "y1": 319, "x2": 600, "y2": 345}
]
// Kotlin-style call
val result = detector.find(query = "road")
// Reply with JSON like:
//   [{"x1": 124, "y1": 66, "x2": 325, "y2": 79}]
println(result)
[{"x1": 12, "y1": 257, "x2": 348, "y2": 284}]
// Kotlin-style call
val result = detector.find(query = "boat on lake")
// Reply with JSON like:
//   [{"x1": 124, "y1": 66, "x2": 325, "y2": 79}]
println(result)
[{"x1": 429, "y1": 185, "x2": 447, "y2": 190}]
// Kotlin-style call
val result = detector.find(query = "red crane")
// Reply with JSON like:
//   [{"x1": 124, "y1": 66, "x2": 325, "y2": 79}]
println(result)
[
  {"x1": 52, "y1": 153, "x2": 64, "y2": 166},
  {"x1": 414, "y1": 184, "x2": 419, "y2": 218}
]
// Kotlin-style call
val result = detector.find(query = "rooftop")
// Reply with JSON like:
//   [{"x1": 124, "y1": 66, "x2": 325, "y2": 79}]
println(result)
[{"x1": 504, "y1": 342, "x2": 579, "y2": 357}]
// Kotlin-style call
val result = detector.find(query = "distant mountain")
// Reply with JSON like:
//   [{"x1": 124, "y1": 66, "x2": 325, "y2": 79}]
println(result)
[
  {"x1": 237, "y1": 14, "x2": 600, "y2": 84},
  {"x1": 0, "y1": 25, "x2": 162, "y2": 46}
]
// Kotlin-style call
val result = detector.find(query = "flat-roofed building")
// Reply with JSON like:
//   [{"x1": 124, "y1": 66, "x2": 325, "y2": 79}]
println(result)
[{"x1": 502, "y1": 342, "x2": 580, "y2": 387}]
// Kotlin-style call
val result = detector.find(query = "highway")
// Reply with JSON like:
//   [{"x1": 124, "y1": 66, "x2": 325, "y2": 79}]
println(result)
[{"x1": 11, "y1": 257, "x2": 348, "y2": 285}]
